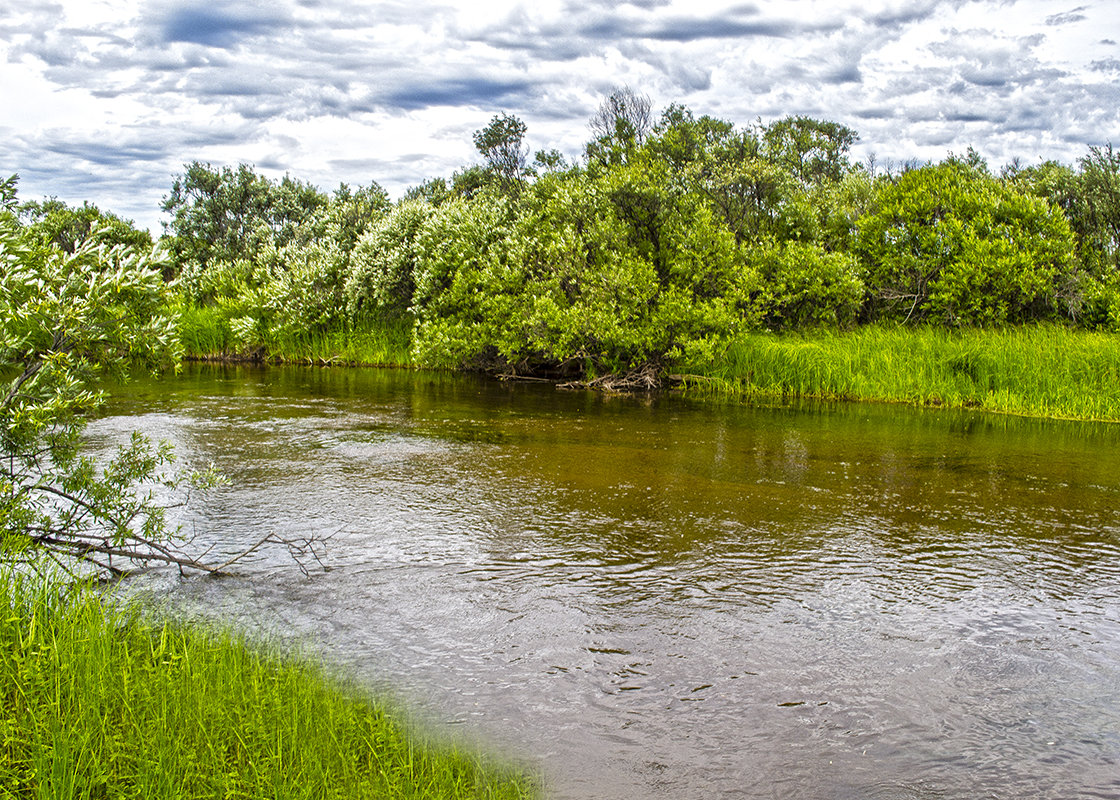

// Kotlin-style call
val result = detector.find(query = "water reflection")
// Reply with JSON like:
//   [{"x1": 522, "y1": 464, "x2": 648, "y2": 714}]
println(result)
[{"x1": 95, "y1": 364, "x2": 1120, "y2": 800}]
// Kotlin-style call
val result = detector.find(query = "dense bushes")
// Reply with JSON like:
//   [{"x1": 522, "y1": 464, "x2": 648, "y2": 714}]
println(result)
[
  {"x1": 152, "y1": 100, "x2": 1118, "y2": 378},
  {"x1": 856, "y1": 162, "x2": 1076, "y2": 326},
  {"x1": 750, "y1": 241, "x2": 864, "y2": 329}
]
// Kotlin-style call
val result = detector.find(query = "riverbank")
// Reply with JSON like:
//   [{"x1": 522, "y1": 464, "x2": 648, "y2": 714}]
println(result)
[
  {"x1": 683, "y1": 324, "x2": 1120, "y2": 422},
  {"x1": 177, "y1": 306, "x2": 1120, "y2": 422},
  {"x1": 0, "y1": 569, "x2": 535, "y2": 799}
]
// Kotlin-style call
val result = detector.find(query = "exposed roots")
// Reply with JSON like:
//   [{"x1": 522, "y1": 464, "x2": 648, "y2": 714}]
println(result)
[{"x1": 557, "y1": 362, "x2": 662, "y2": 392}]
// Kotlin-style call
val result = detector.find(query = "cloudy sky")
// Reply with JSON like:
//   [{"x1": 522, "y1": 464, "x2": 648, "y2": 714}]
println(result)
[{"x1": 2, "y1": 0, "x2": 1118, "y2": 232}]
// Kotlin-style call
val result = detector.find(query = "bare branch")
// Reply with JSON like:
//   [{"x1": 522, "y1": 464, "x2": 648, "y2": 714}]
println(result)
[{"x1": 2, "y1": 360, "x2": 44, "y2": 410}]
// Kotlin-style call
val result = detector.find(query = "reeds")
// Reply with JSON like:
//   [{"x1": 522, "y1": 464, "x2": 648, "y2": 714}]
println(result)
[
  {"x1": 682, "y1": 324, "x2": 1120, "y2": 421},
  {"x1": 0, "y1": 569, "x2": 534, "y2": 799},
  {"x1": 263, "y1": 314, "x2": 415, "y2": 366},
  {"x1": 175, "y1": 305, "x2": 415, "y2": 367}
]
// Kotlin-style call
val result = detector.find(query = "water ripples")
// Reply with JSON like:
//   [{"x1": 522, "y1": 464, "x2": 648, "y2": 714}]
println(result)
[{"x1": 95, "y1": 366, "x2": 1120, "y2": 800}]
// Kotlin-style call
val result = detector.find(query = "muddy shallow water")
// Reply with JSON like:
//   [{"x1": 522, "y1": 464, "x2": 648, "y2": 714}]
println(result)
[{"x1": 94, "y1": 364, "x2": 1120, "y2": 799}]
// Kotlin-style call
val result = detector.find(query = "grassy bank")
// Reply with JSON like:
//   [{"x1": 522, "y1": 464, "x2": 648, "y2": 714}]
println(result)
[
  {"x1": 682, "y1": 324, "x2": 1120, "y2": 421},
  {"x1": 0, "y1": 570, "x2": 534, "y2": 799},
  {"x1": 176, "y1": 302, "x2": 1120, "y2": 422},
  {"x1": 177, "y1": 305, "x2": 415, "y2": 366}
]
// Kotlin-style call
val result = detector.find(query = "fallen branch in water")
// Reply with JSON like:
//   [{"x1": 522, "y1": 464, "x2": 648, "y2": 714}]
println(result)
[{"x1": 557, "y1": 362, "x2": 662, "y2": 392}]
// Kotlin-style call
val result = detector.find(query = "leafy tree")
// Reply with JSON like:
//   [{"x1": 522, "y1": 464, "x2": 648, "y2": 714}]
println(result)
[
  {"x1": 161, "y1": 162, "x2": 328, "y2": 275},
  {"x1": 322, "y1": 181, "x2": 391, "y2": 251},
  {"x1": 1001, "y1": 150, "x2": 1120, "y2": 325},
  {"x1": 642, "y1": 108, "x2": 823, "y2": 246},
  {"x1": 586, "y1": 86, "x2": 653, "y2": 166},
  {"x1": 18, "y1": 198, "x2": 153, "y2": 255},
  {"x1": 247, "y1": 181, "x2": 392, "y2": 340},
  {"x1": 532, "y1": 149, "x2": 568, "y2": 174},
  {"x1": 1003, "y1": 160, "x2": 1080, "y2": 224},
  {"x1": 1077, "y1": 143, "x2": 1120, "y2": 274},
  {"x1": 943, "y1": 145, "x2": 991, "y2": 176},
  {"x1": 809, "y1": 167, "x2": 878, "y2": 253},
  {"x1": 410, "y1": 195, "x2": 518, "y2": 370},
  {"x1": 763, "y1": 115, "x2": 858, "y2": 186},
  {"x1": 473, "y1": 113, "x2": 530, "y2": 193},
  {"x1": 449, "y1": 165, "x2": 497, "y2": 200},
  {"x1": 403, "y1": 176, "x2": 451, "y2": 205},
  {"x1": 699, "y1": 143, "x2": 798, "y2": 245},
  {"x1": 409, "y1": 165, "x2": 761, "y2": 378},
  {"x1": 647, "y1": 104, "x2": 736, "y2": 173}
]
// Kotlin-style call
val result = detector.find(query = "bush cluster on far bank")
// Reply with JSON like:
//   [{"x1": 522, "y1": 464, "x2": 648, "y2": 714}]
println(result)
[{"x1": 15, "y1": 89, "x2": 1120, "y2": 384}]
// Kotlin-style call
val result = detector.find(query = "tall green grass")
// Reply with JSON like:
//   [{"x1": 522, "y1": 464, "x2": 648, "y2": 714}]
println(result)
[
  {"x1": 174, "y1": 304, "x2": 234, "y2": 359},
  {"x1": 682, "y1": 324, "x2": 1120, "y2": 421},
  {"x1": 263, "y1": 315, "x2": 414, "y2": 366},
  {"x1": 175, "y1": 305, "x2": 415, "y2": 367},
  {"x1": 0, "y1": 569, "x2": 535, "y2": 799}
]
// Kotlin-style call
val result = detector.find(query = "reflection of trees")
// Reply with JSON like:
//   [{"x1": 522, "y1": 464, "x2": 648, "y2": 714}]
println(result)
[{"x1": 109, "y1": 366, "x2": 1120, "y2": 589}]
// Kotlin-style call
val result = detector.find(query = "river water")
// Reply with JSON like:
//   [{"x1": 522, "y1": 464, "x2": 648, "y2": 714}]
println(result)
[{"x1": 93, "y1": 364, "x2": 1120, "y2": 799}]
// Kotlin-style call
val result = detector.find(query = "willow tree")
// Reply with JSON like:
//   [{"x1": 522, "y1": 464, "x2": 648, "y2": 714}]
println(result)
[{"x1": 0, "y1": 176, "x2": 308, "y2": 577}]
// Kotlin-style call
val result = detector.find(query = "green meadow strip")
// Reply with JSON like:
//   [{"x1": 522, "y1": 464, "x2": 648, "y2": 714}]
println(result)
[
  {"x1": 683, "y1": 324, "x2": 1120, "y2": 422},
  {"x1": 176, "y1": 300, "x2": 1120, "y2": 423},
  {"x1": 0, "y1": 569, "x2": 535, "y2": 800}
]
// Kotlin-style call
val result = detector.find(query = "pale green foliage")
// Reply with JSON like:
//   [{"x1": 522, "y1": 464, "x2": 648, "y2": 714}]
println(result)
[
  {"x1": 409, "y1": 162, "x2": 761, "y2": 374},
  {"x1": 159, "y1": 107, "x2": 1117, "y2": 384},
  {"x1": 410, "y1": 196, "x2": 518, "y2": 368},
  {"x1": 174, "y1": 179, "x2": 391, "y2": 351},
  {"x1": 260, "y1": 233, "x2": 350, "y2": 338},
  {"x1": 0, "y1": 178, "x2": 203, "y2": 575},
  {"x1": 345, "y1": 199, "x2": 434, "y2": 317}
]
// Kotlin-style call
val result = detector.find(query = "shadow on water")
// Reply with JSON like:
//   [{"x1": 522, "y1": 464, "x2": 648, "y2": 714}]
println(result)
[{"x1": 96, "y1": 364, "x2": 1120, "y2": 800}]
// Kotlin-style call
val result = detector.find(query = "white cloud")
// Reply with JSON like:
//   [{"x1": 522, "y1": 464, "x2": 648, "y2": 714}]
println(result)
[{"x1": 1, "y1": 0, "x2": 1118, "y2": 231}]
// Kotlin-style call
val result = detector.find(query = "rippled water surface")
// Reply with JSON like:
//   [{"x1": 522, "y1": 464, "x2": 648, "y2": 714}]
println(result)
[{"x1": 94, "y1": 364, "x2": 1120, "y2": 799}]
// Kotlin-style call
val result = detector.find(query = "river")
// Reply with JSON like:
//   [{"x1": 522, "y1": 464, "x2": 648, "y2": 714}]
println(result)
[{"x1": 92, "y1": 363, "x2": 1120, "y2": 799}]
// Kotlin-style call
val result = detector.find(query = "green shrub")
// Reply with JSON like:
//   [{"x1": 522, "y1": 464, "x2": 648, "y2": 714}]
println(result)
[
  {"x1": 407, "y1": 165, "x2": 762, "y2": 375},
  {"x1": 750, "y1": 240, "x2": 864, "y2": 330},
  {"x1": 857, "y1": 161, "x2": 1077, "y2": 325}
]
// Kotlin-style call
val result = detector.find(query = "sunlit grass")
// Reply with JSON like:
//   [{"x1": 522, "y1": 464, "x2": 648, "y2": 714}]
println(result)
[
  {"x1": 264, "y1": 314, "x2": 415, "y2": 367},
  {"x1": 680, "y1": 324, "x2": 1120, "y2": 421},
  {"x1": 175, "y1": 304, "x2": 415, "y2": 367},
  {"x1": 0, "y1": 569, "x2": 535, "y2": 800}
]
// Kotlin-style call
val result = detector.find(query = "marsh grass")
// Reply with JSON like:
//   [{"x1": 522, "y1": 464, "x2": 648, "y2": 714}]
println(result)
[
  {"x1": 176, "y1": 305, "x2": 415, "y2": 367},
  {"x1": 0, "y1": 570, "x2": 534, "y2": 799},
  {"x1": 683, "y1": 324, "x2": 1120, "y2": 421},
  {"x1": 263, "y1": 314, "x2": 415, "y2": 367},
  {"x1": 175, "y1": 304, "x2": 233, "y2": 359}
]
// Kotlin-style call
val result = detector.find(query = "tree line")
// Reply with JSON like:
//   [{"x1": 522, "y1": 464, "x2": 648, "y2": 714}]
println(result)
[{"x1": 17, "y1": 88, "x2": 1120, "y2": 380}]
